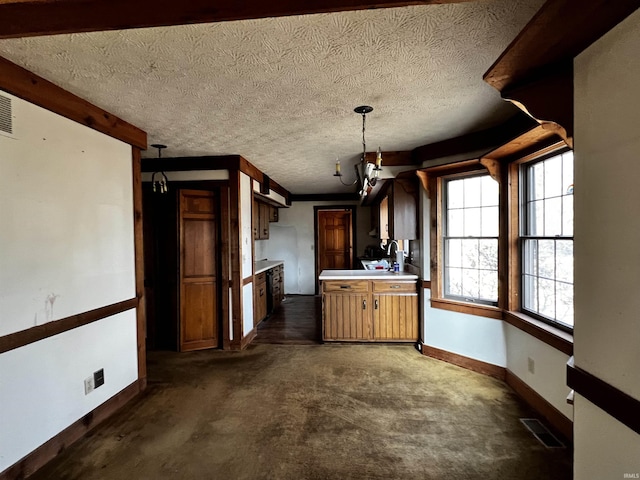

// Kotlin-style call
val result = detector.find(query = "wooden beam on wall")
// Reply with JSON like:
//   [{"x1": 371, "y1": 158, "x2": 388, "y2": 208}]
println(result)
[
  {"x1": 364, "y1": 150, "x2": 415, "y2": 166},
  {"x1": 0, "y1": 0, "x2": 475, "y2": 39},
  {"x1": 0, "y1": 56, "x2": 147, "y2": 149},
  {"x1": 484, "y1": 0, "x2": 640, "y2": 92}
]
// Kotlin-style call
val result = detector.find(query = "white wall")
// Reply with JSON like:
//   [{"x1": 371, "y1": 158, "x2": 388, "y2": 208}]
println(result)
[
  {"x1": 240, "y1": 174, "x2": 253, "y2": 279},
  {"x1": 573, "y1": 9, "x2": 640, "y2": 478},
  {"x1": 0, "y1": 92, "x2": 139, "y2": 472},
  {"x1": 259, "y1": 201, "x2": 372, "y2": 295},
  {"x1": 0, "y1": 311, "x2": 138, "y2": 471},
  {"x1": 0, "y1": 91, "x2": 135, "y2": 336}
]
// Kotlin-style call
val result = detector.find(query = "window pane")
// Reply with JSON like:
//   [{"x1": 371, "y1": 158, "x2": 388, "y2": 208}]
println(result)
[
  {"x1": 523, "y1": 274, "x2": 538, "y2": 311},
  {"x1": 531, "y1": 161, "x2": 545, "y2": 200},
  {"x1": 528, "y1": 199, "x2": 544, "y2": 236},
  {"x1": 544, "y1": 156, "x2": 563, "y2": 198},
  {"x1": 544, "y1": 197, "x2": 562, "y2": 236},
  {"x1": 556, "y1": 281, "x2": 574, "y2": 327},
  {"x1": 448, "y1": 179, "x2": 463, "y2": 209},
  {"x1": 563, "y1": 195, "x2": 573, "y2": 236},
  {"x1": 481, "y1": 175, "x2": 499, "y2": 207},
  {"x1": 447, "y1": 209, "x2": 463, "y2": 236},
  {"x1": 523, "y1": 239, "x2": 538, "y2": 276},
  {"x1": 481, "y1": 206, "x2": 499, "y2": 237},
  {"x1": 446, "y1": 267, "x2": 463, "y2": 296},
  {"x1": 464, "y1": 208, "x2": 481, "y2": 236},
  {"x1": 556, "y1": 240, "x2": 573, "y2": 283},
  {"x1": 538, "y1": 278, "x2": 556, "y2": 320},
  {"x1": 461, "y1": 239, "x2": 479, "y2": 269},
  {"x1": 538, "y1": 240, "x2": 555, "y2": 280},
  {"x1": 464, "y1": 176, "x2": 482, "y2": 208},
  {"x1": 478, "y1": 239, "x2": 498, "y2": 270},
  {"x1": 446, "y1": 238, "x2": 462, "y2": 267},
  {"x1": 562, "y1": 151, "x2": 574, "y2": 194},
  {"x1": 479, "y1": 270, "x2": 498, "y2": 302},
  {"x1": 461, "y1": 268, "x2": 479, "y2": 299}
]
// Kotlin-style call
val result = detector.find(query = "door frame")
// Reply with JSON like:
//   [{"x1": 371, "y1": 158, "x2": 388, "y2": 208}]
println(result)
[{"x1": 313, "y1": 205, "x2": 357, "y2": 295}]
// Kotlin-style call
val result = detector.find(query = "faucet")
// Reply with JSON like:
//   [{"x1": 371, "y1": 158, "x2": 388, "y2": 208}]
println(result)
[{"x1": 386, "y1": 240, "x2": 399, "y2": 258}]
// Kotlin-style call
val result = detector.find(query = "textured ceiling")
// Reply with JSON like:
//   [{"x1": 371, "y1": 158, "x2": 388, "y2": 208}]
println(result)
[{"x1": 0, "y1": 0, "x2": 543, "y2": 194}]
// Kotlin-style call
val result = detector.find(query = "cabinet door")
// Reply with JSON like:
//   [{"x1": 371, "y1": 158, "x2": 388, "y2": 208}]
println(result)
[
  {"x1": 373, "y1": 294, "x2": 418, "y2": 341},
  {"x1": 323, "y1": 293, "x2": 372, "y2": 340},
  {"x1": 259, "y1": 202, "x2": 270, "y2": 239},
  {"x1": 252, "y1": 198, "x2": 259, "y2": 240}
]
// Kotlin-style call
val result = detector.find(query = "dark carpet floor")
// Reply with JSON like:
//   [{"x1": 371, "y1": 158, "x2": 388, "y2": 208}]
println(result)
[{"x1": 30, "y1": 344, "x2": 572, "y2": 480}]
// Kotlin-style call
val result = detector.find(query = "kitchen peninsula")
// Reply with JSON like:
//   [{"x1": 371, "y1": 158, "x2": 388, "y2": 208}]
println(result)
[{"x1": 319, "y1": 270, "x2": 419, "y2": 342}]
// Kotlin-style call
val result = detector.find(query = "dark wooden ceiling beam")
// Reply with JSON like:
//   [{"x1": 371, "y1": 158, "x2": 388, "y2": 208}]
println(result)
[
  {"x1": 0, "y1": 0, "x2": 474, "y2": 39},
  {"x1": 483, "y1": 0, "x2": 640, "y2": 92}
]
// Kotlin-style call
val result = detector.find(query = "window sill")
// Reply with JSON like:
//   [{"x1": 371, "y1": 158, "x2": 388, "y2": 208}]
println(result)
[
  {"x1": 429, "y1": 298, "x2": 573, "y2": 355},
  {"x1": 503, "y1": 310, "x2": 573, "y2": 356},
  {"x1": 430, "y1": 298, "x2": 502, "y2": 320}
]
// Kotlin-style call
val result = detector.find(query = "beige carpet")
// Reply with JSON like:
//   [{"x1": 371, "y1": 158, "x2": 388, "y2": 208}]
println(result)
[{"x1": 30, "y1": 344, "x2": 572, "y2": 480}]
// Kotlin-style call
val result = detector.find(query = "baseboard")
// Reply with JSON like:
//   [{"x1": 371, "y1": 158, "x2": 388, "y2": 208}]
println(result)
[
  {"x1": 421, "y1": 344, "x2": 573, "y2": 442},
  {"x1": 422, "y1": 344, "x2": 506, "y2": 380},
  {"x1": 0, "y1": 378, "x2": 144, "y2": 480},
  {"x1": 506, "y1": 369, "x2": 573, "y2": 442},
  {"x1": 240, "y1": 327, "x2": 257, "y2": 350}
]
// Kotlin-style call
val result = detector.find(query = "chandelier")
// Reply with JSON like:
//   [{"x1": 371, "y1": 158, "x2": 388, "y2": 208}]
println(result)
[{"x1": 333, "y1": 106, "x2": 382, "y2": 197}]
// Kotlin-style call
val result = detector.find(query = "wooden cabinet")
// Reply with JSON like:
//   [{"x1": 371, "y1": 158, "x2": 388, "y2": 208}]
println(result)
[
  {"x1": 272, "y1": 264, "x2": 284, "y2": 310},
  {"x1": 254, "y1": 272, "x2": 267, "y2": 326},
  {"x1": 322, "y1": 278, "x2": 418, "y2": 342},
  {"x1": 269, "y1": 205, "x2": 279, "y2": 222},
  {"x1": 378, "y1": 179, "x2": 418, "y2": 240},
  {"x1": 253, "y1": 198, "x2": 271, "y2": 240}
]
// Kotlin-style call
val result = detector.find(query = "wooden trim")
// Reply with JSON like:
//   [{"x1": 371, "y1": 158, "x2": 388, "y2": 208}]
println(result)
[
  {"x1": 141, "y1": 155, "x2": 240, "y2": 172},
  {"x1": 483, "y1": 0, "x2": 640, "y2": 92},
  {"x1": 567, "y1": 358, "x2": 640, "y2": 436},
  {"x1": 506, "y1": 369, "x2": 573, "y2": 442},
  {"x1": 0, "y1": 56, "x2": 146, "y2": 149},
  {"x1": 0, "y1": 298, "x2": 138, "y2": 354},
  {"x1": 291, "y1": 193, "x2": 360, "y2": 202},
  {"x1": 242, "y1": 276, "x2": 253, "y2": 286},
  {"x1": 430, "y1": 298, "x2": 503, "y2": 320},
  {"x1": 413, "y1": 113, "x2": 536, "y2": 164},
  {"x1": 239, "y1": 157, "x2": 291, "y2": 204},
  {"x1": 0, "y1": 0, "x2": 473, "y2": 39},
  {"x1": 132, "y1": 147, "x2": 147, "y2": 385},
  {"x1": 219, "y1": 185, "x2": 232, "y2": 350},
  {"x1": 240, "y1": 327, "x2": 257, "y2": 350},
  {"x1": 421, "y1": 279, "x2": 431, "y2": 289},
  {"x1": 0, "y1": 379, "x2": 143, "y2": 480},
  {"x1": 229, "y1": 171, "x2": 243, "y2": 349},
  {"x1": 503, "y1": 310, "x2": 573, "y2": 356},
  {"x1": 422, "y1": 344, "x2": 506, "y2": 380}
]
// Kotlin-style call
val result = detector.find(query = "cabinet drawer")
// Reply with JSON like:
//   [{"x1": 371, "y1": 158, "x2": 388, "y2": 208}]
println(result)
[
  {"x1": 372, "y1": 281, "x2": 416, "y2": 293},
  {"x1": 323, "y1": 280, "x2": 369, "y2": 293},
  {"x1": 255, "y1": 272, "x2": 266, "y2": 285}
]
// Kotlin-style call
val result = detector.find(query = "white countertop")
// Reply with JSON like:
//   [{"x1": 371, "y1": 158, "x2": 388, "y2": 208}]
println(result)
[
  {"x1": 319, "y1": 269, "x2": 418, "y2": 280},
  {"x1": 254, "y1": 260, "x2": 284, "y2": 274}
]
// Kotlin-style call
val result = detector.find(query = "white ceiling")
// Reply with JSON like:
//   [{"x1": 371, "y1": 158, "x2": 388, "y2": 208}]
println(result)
[{"x1": 0, "y1": 0, "x2": 543, "y2": 194}]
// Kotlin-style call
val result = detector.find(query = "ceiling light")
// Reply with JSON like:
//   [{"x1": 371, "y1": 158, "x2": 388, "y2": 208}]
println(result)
[
  {"x1": 150, "y1": 144, "x2": 169, "y2": 194},
  {"x1": 334, "y1": 106, "x2": 382, "y2": 197}
]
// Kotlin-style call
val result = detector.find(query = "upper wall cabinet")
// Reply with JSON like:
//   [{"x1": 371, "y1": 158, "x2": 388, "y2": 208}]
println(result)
[
  {"x1": 378, "y1": 179, "x2": 419, "y2": 240},
  {"x1": 253, "y1": 197, "x2": 279, "y2": 240}
]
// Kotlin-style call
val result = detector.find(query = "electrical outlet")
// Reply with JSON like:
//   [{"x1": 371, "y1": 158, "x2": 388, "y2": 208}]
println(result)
[
  {"x1": 84, "y1": 376, "x2": 94, "y2": 395},
  {"x1": 528, "y1": 357, "x2": 535, "y2": 374},
  {"x1": 94, "y1": 369, "x2": 105, "y2": 389}
]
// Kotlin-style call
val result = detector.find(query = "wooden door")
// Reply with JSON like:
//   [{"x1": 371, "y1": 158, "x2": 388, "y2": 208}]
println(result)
[
  {"x1": 179, "y1": 189, "x2": 218, "y2": 352},
  {"x1": 317, "y1": 210, "x2": 353, "y2": 271}
]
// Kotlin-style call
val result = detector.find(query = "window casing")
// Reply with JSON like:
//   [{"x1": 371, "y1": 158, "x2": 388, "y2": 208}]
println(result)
[
  {"x1": 443, "y1": 174, "x2": 499, "y2": 305},
  {"x1": 520, "y1": 150, "x2": 574, "y2": 331}
]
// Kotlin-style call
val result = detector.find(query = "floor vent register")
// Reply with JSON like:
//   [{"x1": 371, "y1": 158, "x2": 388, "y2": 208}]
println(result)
[{"x1": 520, "y1": 418, "x2": 565, "y2": 448}]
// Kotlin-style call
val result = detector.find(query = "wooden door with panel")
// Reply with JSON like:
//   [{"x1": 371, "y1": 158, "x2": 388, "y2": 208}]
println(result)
[{"x1": 178, "y1": 189, "x2": 219, "y2": 352}]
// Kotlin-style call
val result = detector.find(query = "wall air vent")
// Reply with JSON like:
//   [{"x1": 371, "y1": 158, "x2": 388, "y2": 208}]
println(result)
[{"x1": 0, "y1": 94, "x2": 13, "y2": 136}]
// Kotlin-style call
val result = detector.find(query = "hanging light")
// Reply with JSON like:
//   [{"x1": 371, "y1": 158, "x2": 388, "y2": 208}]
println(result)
[
  {"x1": 150, "y1": 144, "x2": 169, "y2": 194},
  {"x1": 333, "y1": 106, "x2": 382, "y2": 197}
]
